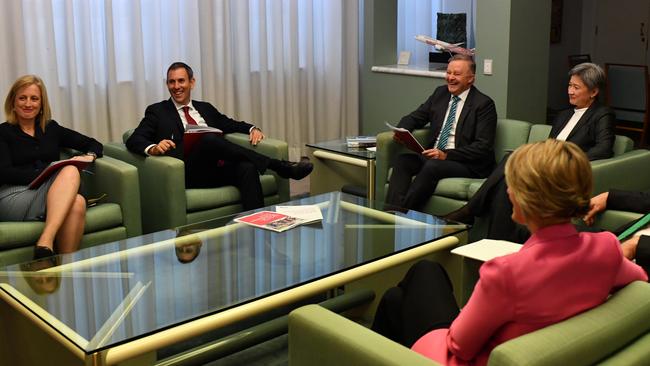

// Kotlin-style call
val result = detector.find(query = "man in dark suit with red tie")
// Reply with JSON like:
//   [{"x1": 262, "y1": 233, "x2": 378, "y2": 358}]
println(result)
[
  {"x1": 126, "y1": 62, "x2": 312, "y2": 210},
  {"x1": 385, "y1": 54, "x2": 497, "y2": 211}
]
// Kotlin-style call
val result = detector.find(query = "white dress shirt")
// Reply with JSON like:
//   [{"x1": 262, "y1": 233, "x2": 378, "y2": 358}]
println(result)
[
  {"x1": 434, "y1": 88, "x2": 470, "y2": 149},
  {"x1": 555, "y1": 107, "x2": 587, "y2": 141}
]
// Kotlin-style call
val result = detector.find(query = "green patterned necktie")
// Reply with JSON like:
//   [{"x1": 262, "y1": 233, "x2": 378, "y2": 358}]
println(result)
[{"x1": 437, "y1": 95, "x2": 460, "y2": 149}]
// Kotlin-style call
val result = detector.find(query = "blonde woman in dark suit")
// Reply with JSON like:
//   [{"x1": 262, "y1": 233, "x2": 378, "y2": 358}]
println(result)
[{"x1": 0, "y1": 75, "x2": 102, "y2": 258}]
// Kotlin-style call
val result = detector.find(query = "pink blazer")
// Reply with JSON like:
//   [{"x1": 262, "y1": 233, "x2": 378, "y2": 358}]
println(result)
[{"x1": 412, "y1": 223, "x2": 648, "y2": 366}]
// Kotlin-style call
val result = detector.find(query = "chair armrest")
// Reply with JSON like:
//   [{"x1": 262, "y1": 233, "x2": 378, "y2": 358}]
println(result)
[
  {"x1": 591, "y1": 149, "x2": 650, "y2": 195},
  {"x1": 376, "y1": 129, "x2": 430, "y2": 201},
  {"x1": 104, "y1": 142, "x2": 186, "y2": 233},
  {"x1": 289, "y1": 304, "x2": 438, "y2": 366},
  {"x1": 489, "y1": 281, "x2": 650, "y2": 366},
  {"x1": 591, "y1": 210, "x2": 643, "y2": 232},
  {"x1": 225, "y1": 133, "x2": 290, "y2": 202},
  {"x1": 84, "y1": 156, "x2": 142, "y2": 237}
]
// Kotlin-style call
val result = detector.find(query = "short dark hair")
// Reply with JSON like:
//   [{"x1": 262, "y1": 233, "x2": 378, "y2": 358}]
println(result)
[
  {"x1": 167, "y1": 62, "x2": 194, "y2": 80},
  {"x1": 449, "y1": 54, "x2": 476, "y2": 74}
]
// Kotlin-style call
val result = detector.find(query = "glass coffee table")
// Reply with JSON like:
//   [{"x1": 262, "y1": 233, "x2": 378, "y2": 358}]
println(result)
[
  {"x1": 306, "y1": 139, "x2": 376, "y2": 199},
  {"x1": 0, "y1": 192, "x2": 466, "y2": 366}
]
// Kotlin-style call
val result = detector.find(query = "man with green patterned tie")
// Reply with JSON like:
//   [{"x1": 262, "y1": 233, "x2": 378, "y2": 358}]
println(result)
[
  {"x1": 385, "y1": 54, "x2": 497, "y2": 211},
  {"x1": 584, "y1": 190, "x2": 650, "y2": 275}
]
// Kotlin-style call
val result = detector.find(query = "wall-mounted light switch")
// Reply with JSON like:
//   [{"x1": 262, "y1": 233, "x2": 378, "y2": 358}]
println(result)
[{"x1": 484, "y1": 59, "x2": 493, "y2": 75}]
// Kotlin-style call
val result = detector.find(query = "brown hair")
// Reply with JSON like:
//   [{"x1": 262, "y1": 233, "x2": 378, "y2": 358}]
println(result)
[
  {"x1": 505, "y1": 139, "x2": 592, "y2": 221},
  {"x1": 449, "y1": 53, "x2": 476, "y2": 74},
  {"x1": 4, "y1": 75, "x2": 52, "y2": 130}
]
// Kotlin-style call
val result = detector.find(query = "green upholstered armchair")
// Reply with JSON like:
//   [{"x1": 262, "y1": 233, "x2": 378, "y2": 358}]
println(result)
[
  {"x1": 0, "y1": 153, "x2": 141, "y2": 266},
  {"x1": 104, "y1": 131, "x2": 290, "y2": 234},
  {"x1": 289, "y1": 281, "x2": 650, "y2": 366},
  {"x1": 375, "y1": 119, "x2": 533, "y2": 216},
  {"x1": 375, "y1": 119, "x2": 646, "y2": 217}
]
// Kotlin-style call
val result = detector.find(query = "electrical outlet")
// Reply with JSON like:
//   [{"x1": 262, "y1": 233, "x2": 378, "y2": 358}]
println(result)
[{"x1": 484, "y1": 59, "x2": 493, "y2": 75}]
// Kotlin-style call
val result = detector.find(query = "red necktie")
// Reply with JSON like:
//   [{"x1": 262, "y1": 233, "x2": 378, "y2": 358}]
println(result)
[
  {"x1": 183, "y1": 106, "x2": 198, "y2": 125},
  {"x1": 183, "y1": 106, "x2": 224, "y2": 167}
]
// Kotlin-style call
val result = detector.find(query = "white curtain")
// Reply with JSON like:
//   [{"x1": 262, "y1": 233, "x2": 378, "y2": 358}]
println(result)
[
  {"x1": 0, "y1": 0, "x2": 359, "y2": 159},
  {"x1": 397, "y1": 0, "x2": 476, "y2": 66}
]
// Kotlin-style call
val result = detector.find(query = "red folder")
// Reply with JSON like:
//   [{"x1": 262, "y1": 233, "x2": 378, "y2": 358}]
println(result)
[
  {"x1": 183, "y1": 126, "x2": 223, "y2": 155},
  {"x1": 29, "y1": 159, "x2": 91, "y2": 189},
  {"x1": 385, "y1": 122, "x2": 425, "y2": 153}
]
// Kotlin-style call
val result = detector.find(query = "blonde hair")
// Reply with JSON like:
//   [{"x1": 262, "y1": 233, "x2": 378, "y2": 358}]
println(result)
[
  {"x1": 4, "y1": 75, "x2": 52, "y2": 130},
  {"x1": 505, "y1": 139, "x2": 592, "y2": 221}
]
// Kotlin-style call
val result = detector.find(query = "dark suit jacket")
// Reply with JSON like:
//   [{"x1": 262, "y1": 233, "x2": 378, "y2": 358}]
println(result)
[
  {"x1": 0, "y1": 120, "x2": 103, "y2": 185},
  {"x1": 549, "y1": 103, "x2": 615, "y2": 161},
  {"x1": 605, "y1": 189, "x2": 650, "y2": 275},
  {"x1": 397, "y1": 85, "x2": 497, "y2": 177},
  {"x1": 126, "y1": 99, "x2": 253, "y2": 160}
]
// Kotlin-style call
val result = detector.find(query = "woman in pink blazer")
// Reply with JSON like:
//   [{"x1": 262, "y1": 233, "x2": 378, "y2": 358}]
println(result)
[{"x1": 372, "y1": 139, "x2": 648, "y2": 366}]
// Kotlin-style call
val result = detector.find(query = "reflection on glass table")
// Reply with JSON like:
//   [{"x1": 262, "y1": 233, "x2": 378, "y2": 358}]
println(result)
[{"x1": 0, "y1": 191, "x2": 467, "y2": 361}]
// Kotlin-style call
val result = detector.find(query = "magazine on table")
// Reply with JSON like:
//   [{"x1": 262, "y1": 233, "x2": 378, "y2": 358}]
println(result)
[
  {"x1": 29, "y1": 158, "x2": 92, "y2": 189},
  {"x1": 234, "y1": 205, "x2": 323, "y2": 232},
  {"x1": 384, "y1": 121, "x2": 425, "y2": 153},
  {"x1": 183, "y1": 125, "x2": 223, "y2": 155}
]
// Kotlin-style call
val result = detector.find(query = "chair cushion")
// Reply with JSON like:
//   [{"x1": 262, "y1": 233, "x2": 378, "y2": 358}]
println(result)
[
  {"x1": 433, "y1": 178, "x2": 476, "y2": 200},
  {"x1": 494, "y1": 119, "x2": 531, "y2": 162},
  {"x1": 0, "y1": 203, "x2": 123, "y2": 251},
  {"x1": 467, "y1": 179, "x2": 487, "y2": 198},
  {"x1": 185, "y1": 174, "x2": 278, "y2": 212},
  {"x1": 0, "y1": 222, "x2": 45, "y2": 251},
  {"x1": 433, "y1": 178, "x2": 488, "y2": 201},
  {"x1": 84, "y1": 203, "x2": 124, "y2": 233},
  {"x1": 528, "y1": 124, "x2": 552, "y2": 143},
  {"x1": 613, "y1": 135, "x2": 634, "y2": 156}
]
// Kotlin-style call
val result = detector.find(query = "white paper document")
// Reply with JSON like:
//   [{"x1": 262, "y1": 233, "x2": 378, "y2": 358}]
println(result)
[
  {"x1": 275, "y1": 205, "x2": 323, "y2": 224},
  {"x1": 451, "y1": 239, "x2": 522, "y2": 262}
]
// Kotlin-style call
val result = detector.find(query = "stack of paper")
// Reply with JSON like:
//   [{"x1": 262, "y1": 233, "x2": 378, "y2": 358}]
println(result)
[
  {"x1": 451, "y1": 239, "x2": 522, "y2": 262},
  {"x1": 346, "y1": 136, "x2": 377, "y2": 148}
]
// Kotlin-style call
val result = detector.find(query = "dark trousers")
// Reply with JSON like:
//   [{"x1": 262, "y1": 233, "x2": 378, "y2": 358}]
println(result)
[
  {"x1": 466, "y1": 154, "x2": 530, "y2": 243},
  {"x1": 184, "y1": 134, "x2": 270, "y2": 210},
  {"x1": 386, "y1": 153, "x2": 477, "y2": 211},
  {"x1": 371, "y1": 260, "x2": 459, "y2": 347}
]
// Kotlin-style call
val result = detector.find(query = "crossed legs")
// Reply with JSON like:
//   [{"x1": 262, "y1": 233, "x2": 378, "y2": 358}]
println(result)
[{"x1": 37, "y1": 165, "x2": 86, "y2": 254}]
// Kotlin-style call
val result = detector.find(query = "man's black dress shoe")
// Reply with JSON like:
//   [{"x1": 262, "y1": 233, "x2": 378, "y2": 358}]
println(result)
[
  {"x1": 33, "y1": 246, "x2": 55, "y2": 260},
  {"x1": 274, "y1": 160, "x2": 314, "y2": 180}
]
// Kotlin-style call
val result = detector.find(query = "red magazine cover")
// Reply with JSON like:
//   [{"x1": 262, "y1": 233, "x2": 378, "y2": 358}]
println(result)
[{"x1": 234, "y1": 210, "x2": 305, "y2": 232}]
